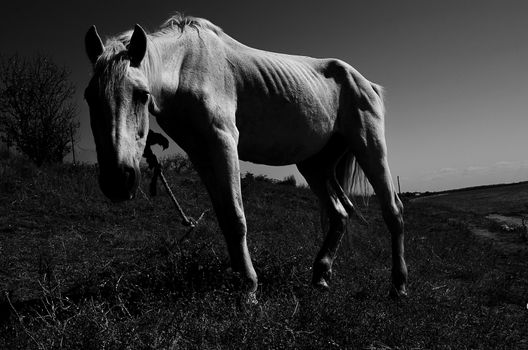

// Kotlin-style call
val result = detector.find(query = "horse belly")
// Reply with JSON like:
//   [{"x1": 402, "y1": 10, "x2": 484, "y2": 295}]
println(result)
[{"x1": 236, "y1": 100, "x2": 336, "y2": 165}]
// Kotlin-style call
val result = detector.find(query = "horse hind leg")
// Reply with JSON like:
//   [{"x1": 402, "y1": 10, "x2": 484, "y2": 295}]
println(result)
[
  {"x1": 347, "y1": 118, "x2": 408, "y2": 297},
  {"x1": 297, "y1": 137, "x2": 351, "y2": 289}
]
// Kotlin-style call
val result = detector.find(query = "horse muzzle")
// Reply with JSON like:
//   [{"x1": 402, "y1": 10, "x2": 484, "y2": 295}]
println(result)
[{"x1": 98, "y1": 164, "x2": 140, "y2": 202}]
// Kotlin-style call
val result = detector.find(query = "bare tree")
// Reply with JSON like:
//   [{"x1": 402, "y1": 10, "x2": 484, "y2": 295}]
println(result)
[{"x1": 0, "y1": 54, "x2": 79, "y2": 165}]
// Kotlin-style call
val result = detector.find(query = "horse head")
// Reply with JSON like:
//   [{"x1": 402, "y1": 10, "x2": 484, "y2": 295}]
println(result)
[{"x1": 84, "y1": 24, "x2": 152, "y2": 202}]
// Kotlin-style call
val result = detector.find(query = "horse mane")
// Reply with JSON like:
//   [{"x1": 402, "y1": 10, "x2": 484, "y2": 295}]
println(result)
[
  {"x1": 157, "y1": 12, "x2": 223, "y2": 36},
  {"x1": 111, "y1": 12, "x2": 223, "y2": 41}
]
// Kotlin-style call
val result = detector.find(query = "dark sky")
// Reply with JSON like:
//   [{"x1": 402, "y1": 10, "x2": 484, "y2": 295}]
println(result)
[{"x1": 1, "y1": 0, "x2": 527, "y2": 191}]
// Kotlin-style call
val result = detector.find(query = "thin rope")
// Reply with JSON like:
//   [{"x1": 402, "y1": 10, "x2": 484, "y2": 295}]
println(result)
[{"x1": 157, "y1": 165, "x2": 195, "y2": 227}]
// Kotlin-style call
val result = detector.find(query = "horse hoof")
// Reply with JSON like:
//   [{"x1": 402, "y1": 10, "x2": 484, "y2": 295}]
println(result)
[
  {"x1": 312, "y1": 278, "x2": 330, "y2": 291},
  {"x1": 388, "y1": 285, "x2": 408, "y2": 299},
  {"x1": 240, "y1": 291, "x2": 258, "y2": 306},
  {"x1": 247, "y1": 291, "x2": 258, "y2": 305}
]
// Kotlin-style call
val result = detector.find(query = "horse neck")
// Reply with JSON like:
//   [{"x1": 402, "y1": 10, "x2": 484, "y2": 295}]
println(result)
[
  {"x1": 140, "y1": 43, "x2": 161, "y2": 97},
  {"x1": 147, "y1": 33, "x2": 192, "y2": 97}
]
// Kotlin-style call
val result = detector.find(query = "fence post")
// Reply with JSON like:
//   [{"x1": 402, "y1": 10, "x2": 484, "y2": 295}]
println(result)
[{"x1": 70, "y1": 124, "x2": 76, "y2": 165}]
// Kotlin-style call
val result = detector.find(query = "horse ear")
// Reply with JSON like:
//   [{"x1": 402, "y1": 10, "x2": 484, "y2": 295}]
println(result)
[
  {"x1": 128, "y1": 24, "x2": 147, "y2": 67},
  {"x1": 85, "y1": 25, "x2": 104, "y2": 65}
]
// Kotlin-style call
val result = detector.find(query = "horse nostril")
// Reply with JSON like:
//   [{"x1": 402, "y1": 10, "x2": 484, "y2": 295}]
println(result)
[{"x1": 98, "y1": 165, "x2": 139, "y2": 202}]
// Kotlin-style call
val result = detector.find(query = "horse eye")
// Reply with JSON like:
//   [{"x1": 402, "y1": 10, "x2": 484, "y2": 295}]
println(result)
[{"x1": 134, "y1": 90, "x2": 150, "y2": 104}]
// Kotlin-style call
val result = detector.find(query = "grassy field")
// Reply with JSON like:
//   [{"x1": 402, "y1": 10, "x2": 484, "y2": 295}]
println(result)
[
  {"x1": 1, "y1": 156, "x2": 527, "y2": 349},
  {"x1": 414, "y1": 182, "x2": 528, "y2": 216}
]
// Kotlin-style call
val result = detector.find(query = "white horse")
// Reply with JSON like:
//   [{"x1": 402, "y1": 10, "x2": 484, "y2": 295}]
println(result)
[{"x1": 84, "y1": 14, "x2": 407, "y2": 298}]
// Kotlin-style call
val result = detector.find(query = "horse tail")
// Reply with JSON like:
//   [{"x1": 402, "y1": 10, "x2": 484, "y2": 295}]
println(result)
[{"x1": 337, "y1": 151, "x2": 370, "y2": 224}]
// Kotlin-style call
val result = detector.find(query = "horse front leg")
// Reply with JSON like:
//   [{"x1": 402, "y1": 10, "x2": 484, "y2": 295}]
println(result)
[{"x1": 190, "y1": 129, "x2": 258, "y2": 298}]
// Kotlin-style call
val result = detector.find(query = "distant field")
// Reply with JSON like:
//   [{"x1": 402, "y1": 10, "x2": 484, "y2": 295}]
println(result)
[
  {"x1": 413, "y1": 182, "x2": 528, "y2": 215},
  {"x1": 412, "y1": 181, "x2": 528, "y2": 257},
  {"x1": 1, "y1": 157, "x2": 527, "y2": 349}
]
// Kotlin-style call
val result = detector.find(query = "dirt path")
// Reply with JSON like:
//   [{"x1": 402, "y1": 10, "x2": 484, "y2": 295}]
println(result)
[
  {"x1": 469, "y1": 214, "x2": 528, "y2": 254},
  {"x1": 486, "y1": 214, "x2": 525, "y2": 227}
]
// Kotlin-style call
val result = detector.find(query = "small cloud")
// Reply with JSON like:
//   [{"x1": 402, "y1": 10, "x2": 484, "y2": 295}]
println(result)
[
  {"x1": 424, "y1": 167, "x2": 459, "y2": 181},
  {"x1": 466, "y1": 166, "x2": 487, "y2": 172},
  {"x1": 438, "y1": 167, "x2": 457, "y2": 174},
  {"x1": 493, "y1": 160, "x2": 528, "y2": 169}
]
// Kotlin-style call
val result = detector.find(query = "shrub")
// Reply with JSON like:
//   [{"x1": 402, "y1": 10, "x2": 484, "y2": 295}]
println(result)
[
  {"x1": 162, "y1": 154, "x2": 194, "y2": 174},
  {"x1": 280, "y1": 175, "x2": 297, "y2": 187}
]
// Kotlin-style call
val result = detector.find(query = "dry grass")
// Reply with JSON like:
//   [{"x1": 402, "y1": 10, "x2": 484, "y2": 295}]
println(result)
[
  {"x1": 1, "y1": 156, "x2": 527, "y2": 349},
  {"x1": 417, "y1": 182, "x2": 528, "y2": 215}
]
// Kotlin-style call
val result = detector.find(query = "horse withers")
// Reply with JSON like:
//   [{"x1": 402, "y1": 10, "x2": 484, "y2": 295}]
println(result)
[{"x1": 84, "y1": 14, "x2": 407, "y2": 300}]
